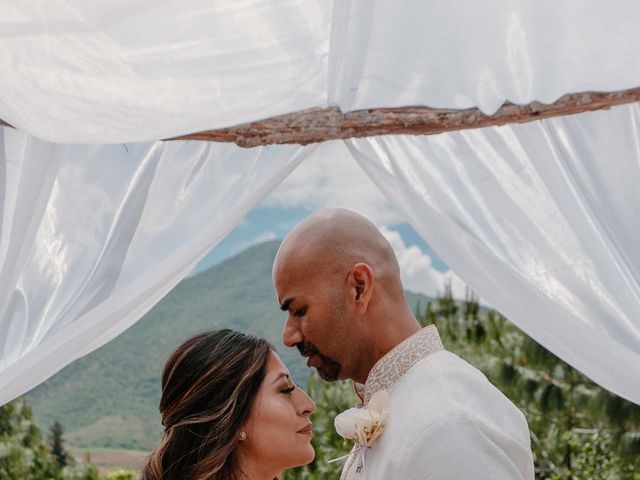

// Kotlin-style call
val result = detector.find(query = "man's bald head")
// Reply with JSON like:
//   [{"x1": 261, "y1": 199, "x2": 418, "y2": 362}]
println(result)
[
  {"x1": 273, "y1": 208, "x2": 401, "y2": 290},
  {"x1": 272, "y1": 209, "x2": 417, "y2": 383}
]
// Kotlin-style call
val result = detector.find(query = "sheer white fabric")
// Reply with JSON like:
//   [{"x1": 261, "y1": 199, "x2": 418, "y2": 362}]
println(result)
[
  {"x1": 330, "y1": 0, "x2": 640, "y2": 114},
  {"x1": 1, "y1": 0, "x2": 640, "y2": 406},
  {"x1": 2, "y1": 0, "x2": 640, "y2": 143},
  {"x1": 0, "y1": 0, "x2": 332, "y2": 143},
  {"x1": 347, "y1": 103, "x2": 640, "y2": 404},
  {"x1": 0, "y1": 127, "x2": 313, "y2": 405}
]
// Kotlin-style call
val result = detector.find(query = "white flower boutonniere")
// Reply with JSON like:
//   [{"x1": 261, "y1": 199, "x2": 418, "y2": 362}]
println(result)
[{"x1": 330, "y1": 390, "x2": 389, "y2": 473}]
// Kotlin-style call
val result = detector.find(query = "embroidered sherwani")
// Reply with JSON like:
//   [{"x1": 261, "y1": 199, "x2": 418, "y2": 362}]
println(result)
[{"x1": 340, "y1": 326, "x2": 534, "y2": 480}]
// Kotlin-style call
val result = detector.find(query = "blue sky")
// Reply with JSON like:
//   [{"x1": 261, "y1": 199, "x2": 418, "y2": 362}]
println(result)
[{"x1": 194, "y1": 140, "x2": 466, "y2": 298}]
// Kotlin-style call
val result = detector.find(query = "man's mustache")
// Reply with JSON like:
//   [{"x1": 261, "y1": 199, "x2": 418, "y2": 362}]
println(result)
[
  {"x1": 296, "y1": 341, "x2": 341, "y2": 381},
  {"x1": 296, "y1": 342, "x2": 320, "y2": 357}
]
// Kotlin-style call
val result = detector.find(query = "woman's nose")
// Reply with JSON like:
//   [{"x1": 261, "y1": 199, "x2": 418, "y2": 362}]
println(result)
[{"x1": 297, "y1": 389, "x2": 316, "y2": 415}]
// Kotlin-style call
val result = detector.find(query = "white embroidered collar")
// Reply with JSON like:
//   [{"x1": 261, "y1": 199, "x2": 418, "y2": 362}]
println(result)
[{"x1": 354, "y1": 325, "x2": 444, "y2": 404}]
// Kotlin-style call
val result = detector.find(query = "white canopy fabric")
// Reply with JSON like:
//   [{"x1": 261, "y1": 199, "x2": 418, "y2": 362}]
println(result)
[
  {"x1": 0, "y1": 127, "x2": 313, "y2": 405},
  {"x1": 2, "y1": 0, "x2": 640, "y2": 143},
  {"x1": 349, "y1": 103, "x2": 640, "y2": 403},
  {"x1": 1, "y1": 1, "x2": 640, "y2": 406},
  {"x1": 2, "y1": 104, "x2": 640, "y2": 406}
]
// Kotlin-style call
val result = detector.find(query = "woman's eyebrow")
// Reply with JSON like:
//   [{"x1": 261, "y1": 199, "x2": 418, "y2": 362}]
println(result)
[{"x1": 271, "y1": 372, "x2": 291, "y2": 384}]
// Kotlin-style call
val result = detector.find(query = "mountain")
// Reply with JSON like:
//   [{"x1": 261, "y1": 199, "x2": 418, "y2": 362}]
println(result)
[{"x1": 27, "y1": 240, "x2": 432, "y2": 450}]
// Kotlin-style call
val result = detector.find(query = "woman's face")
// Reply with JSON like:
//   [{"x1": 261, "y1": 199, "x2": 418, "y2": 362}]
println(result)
[{"x1": 241, "y1": 351, "x2": 316, "y2": 475}]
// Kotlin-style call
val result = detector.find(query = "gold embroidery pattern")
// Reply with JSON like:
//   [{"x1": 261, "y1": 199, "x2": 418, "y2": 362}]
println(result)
[
  {"x1": 362, "y1": 325, "x2": 443, "y2": 404},
  {"x1": 353, "y1": 382, "x2": 365, "y2": 407}
]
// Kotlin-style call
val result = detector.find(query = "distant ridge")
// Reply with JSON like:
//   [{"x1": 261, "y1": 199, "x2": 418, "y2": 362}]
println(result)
[{"x1": 28, "y1": 240, "x2": 432, "y2": 450}]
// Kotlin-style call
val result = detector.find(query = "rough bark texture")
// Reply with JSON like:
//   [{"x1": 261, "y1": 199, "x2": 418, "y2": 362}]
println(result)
[
  {"x1": 2, "y1": 87, "x2": 639, "y2": 146},
  {"x1": 171, "y1": 87, "x2": 640, "y2": 147}
]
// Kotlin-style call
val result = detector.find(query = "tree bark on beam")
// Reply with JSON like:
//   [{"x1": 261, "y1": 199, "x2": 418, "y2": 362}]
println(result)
[
  {"x1": 2, "y1": 87, "x2": 640, "y2": 147},
  {"x1": 172, "y1": 87, "x2": 640, "y2": 147}
]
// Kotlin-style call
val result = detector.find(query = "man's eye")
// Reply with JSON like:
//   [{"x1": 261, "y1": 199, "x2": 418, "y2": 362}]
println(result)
[{"x1": 293, "y1": 308, "x2": 306, "y2": 317}]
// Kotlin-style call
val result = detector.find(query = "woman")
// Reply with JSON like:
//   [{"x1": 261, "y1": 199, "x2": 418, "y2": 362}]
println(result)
[{"x1": 141, "y1": 329, "x2": 316, "y2": 480}]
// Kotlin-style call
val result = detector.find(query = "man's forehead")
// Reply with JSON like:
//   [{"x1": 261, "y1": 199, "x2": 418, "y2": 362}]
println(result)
[
  {"x1": 274, "y1": 262, "x2": 308, "y2": 300},
  {"x1": 274, "y1": 259, "x2": 329, "y2": 306},
  {"x1": 273, "y1": 243, "x2": 315, "y2": 279},
  {"x1": 273, "y1": 250, "x2": 300, "y2": 294}
]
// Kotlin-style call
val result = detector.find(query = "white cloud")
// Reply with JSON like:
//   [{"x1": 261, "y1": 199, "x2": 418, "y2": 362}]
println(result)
[
  {"x1": 230, "y1": 230, "x2": 278, "y2": 256},
  {"x1": 252, "y1": 230, "x2": 277, "y2": 244},
  {"x1": 380, "y1": 227, "x2": 468, "y2": 299},
  {"x1": 263, "y1": 140, "x2": 403, "y2": 227}
]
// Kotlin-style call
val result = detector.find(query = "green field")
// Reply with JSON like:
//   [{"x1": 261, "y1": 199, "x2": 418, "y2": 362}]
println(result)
[{"x1": 69, "y1": 447, "x2": 148, "y2": 476}]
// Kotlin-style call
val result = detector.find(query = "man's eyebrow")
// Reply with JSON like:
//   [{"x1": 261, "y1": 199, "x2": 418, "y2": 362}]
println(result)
[
  {"x1": 271, "y1": 372, "x2": 291, "y2": 384},
  {"x1": 280, "y1": 297, "x2": 294, "y2": 312}
]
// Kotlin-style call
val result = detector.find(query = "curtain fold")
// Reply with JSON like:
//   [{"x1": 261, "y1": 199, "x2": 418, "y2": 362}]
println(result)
[
  {"x1": 3, "y1": 0, "x2": 640, "y2": 143},
  {"x1": 347, "y1": 103, "x2": 640, "y2": 404},
  {"x1": 0, "y1": 0, "x2": 331, "y2": 143},
  {"x1": 330, "y1": 0, "x2": 640, "y2": 114},
  {"x1": 0, "y1": 127, "x2": 315, "y2": 405}
]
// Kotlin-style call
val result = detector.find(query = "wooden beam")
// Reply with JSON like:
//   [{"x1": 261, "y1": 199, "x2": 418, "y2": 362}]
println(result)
[
  {"x1": 2, "y1": 87, "x2": 639, "y2": 146},
  {"x1": 171, "y1": 87, "x2": 640, "y2": 147}
]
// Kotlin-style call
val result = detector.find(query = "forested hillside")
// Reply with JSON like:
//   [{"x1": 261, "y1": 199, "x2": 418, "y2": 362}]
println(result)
[
  {"x1": 26, "y1": 240, "x2": 429, "y2": 450},
  {"x1": 17, "y1": 240, "x2": 640, "y2": 478}
]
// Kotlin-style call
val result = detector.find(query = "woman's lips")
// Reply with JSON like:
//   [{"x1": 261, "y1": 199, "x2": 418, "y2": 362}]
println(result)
[{"x1": 297, "y1": 423, "x2": 313, "y2": 435}]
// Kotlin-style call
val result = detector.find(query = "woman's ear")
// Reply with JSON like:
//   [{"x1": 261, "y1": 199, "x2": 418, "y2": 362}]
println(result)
[{"x1": 349, "y1": 263, "x2": 375, "y2": 314}]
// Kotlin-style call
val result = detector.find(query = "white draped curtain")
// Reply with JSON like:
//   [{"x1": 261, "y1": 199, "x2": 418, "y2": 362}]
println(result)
[
  {"x1": 0, "y1": 127, "x2": 314, "y2": 405},
  {"x1": 2, "y1": 0, "x2": 640, "y2": 143},
  {"x1": 1, "y1": 0, "x2": 640, "y2": 406},
  {"x1": 349, "y1": 103, "x2": 640, "y2": 404}
]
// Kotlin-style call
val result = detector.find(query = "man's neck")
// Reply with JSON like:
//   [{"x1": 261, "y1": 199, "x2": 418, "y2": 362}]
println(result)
[{"x1": 355, "y1": 315, "x2": 421, "y2": 384}]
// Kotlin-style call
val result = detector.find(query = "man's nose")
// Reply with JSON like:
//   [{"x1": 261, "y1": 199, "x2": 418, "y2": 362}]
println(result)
[{"x1": 282, "y1": 316, "x2": 303, "y2": 347}]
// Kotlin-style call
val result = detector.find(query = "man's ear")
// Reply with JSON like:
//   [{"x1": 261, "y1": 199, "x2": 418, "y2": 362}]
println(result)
[{"x1": 349, "y1": 263, "x2": 375, "y2": 314}]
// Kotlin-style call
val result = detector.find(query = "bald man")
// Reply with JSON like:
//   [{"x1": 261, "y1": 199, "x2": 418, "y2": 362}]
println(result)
[{"x1": 273, "y1": 209, "x2": 534, "y2": 480}]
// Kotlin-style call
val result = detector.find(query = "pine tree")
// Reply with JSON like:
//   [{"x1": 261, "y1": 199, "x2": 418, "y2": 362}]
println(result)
[
  {"x1": 49, "y1": 420, "x2": 69, "y2": 468},
  {"x1": 0, "y1": 398, "x2": 62, "y2": 480},
  {"x1": 0, "y1": 399, "x2": 100, "y2": 480}
]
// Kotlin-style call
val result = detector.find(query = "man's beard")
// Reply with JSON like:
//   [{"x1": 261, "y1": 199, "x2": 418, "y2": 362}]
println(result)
[{"x1": 297, "y1": 342, "x2": 341, "y2": 382}]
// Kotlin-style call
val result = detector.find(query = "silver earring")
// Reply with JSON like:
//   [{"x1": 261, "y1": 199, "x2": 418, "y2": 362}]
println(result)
[{"x1": 240, "y1": 431, "x2": 246, "y2": 440}]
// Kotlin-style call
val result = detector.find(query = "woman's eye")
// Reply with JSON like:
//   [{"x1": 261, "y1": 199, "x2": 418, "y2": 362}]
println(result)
[
  {"x1": 281, "y1": 386, "x2": 295, "y2": 395},
  {"x1": 294, "y1": 308, "x2": 306, "y2": 317}
]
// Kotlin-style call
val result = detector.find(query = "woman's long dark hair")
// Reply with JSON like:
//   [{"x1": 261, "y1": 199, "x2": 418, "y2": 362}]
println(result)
[{"x1": 140, "y1": 329, "x2": 272, "y2": 480}]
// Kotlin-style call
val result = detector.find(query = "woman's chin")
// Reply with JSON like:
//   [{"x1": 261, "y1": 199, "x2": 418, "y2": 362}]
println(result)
[
  {"x1": 305, "y1": 446, "x2": 316, "y2": 463},
  {"x1": 292, "y1": 447, "x2": 316, "y2": 467}
]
